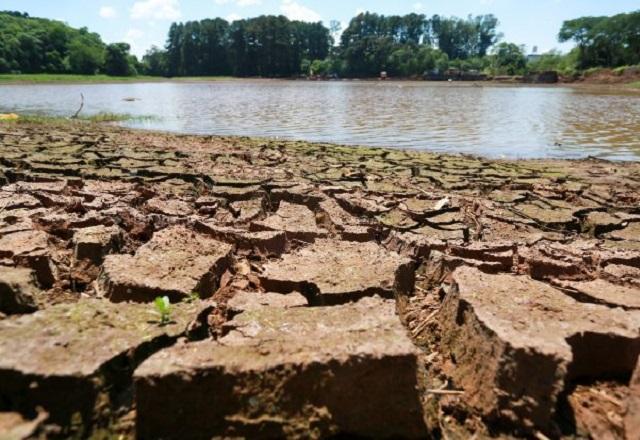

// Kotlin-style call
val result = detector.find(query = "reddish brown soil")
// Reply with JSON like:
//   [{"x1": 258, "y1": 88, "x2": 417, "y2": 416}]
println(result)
[
  {"x1": 0, "y1": 121, "x2": 639, "y2": 439},
  {"x1": 576, "y1": 66, "x2": 640, "y2": 85}
]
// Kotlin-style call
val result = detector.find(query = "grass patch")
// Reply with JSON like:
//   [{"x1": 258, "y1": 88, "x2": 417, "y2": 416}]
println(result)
[
  {"x1": 0, "y1": 74, "x2": 239, "y2": 84},
  {"x1": 0, "y1": 112, "x2": 156, "y2": 125},
  {"x1": 628, "y1": 81, "x2": 640, "y2": 89}
]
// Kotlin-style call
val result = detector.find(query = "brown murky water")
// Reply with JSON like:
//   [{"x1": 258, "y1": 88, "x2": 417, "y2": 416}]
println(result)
[{"x1": 1, "y1": 80, "x2": 638, "y2": 159}]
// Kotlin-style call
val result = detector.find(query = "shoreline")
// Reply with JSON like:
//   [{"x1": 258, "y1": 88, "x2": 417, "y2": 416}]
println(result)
[
  {"x1": 0, "y1": 119, "x2": 639, "y2": 438},
  {"x1": 1, "y1": 74, "x2": 639, "y2": 92}
]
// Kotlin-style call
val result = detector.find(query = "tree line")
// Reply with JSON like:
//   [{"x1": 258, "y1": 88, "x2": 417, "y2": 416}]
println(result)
[
  {"x1": 1, "y1": 9, "x2": 639, "y2": 78},
  {"x1": 559, "y1": 11, "x2": 640, "y2": 69},
  {"x1": 148, "y1": 12, "x2": 503, "y2": 78},
  {"x1": 0, "y1": 11, "x2": 140, "y2": 75}
]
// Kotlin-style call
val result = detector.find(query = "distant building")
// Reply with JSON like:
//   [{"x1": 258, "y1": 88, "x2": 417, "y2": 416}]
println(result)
[
  {"x1": 527, "y1": 53, "x2": 542, "y2": 63},
  {"x1": 527, "y1": 45, "x2": 541, "y2": 63}
]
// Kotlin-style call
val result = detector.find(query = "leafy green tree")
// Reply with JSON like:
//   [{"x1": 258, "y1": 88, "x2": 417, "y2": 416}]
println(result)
[
  {"x1": 104, "y1": 42, "x2": 136, "y2": 76},
  {"x1": 0, "y1": 11, "x2": 108, "y2": 74},
  {"x1": 559, "y1": 11, "x2": 640, "y2": 68},
  {"x1": 491, "y1": 42, "x2": 526, "y2": 75},
  {"x1": 142, "y1": 46, "x2": 168, "y2": 76},
  {"x1": 68, "y1": 35, "x2": 105, "y2": 74}
]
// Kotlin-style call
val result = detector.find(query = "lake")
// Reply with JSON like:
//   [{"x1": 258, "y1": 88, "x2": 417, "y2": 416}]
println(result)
[{"x1": 1, "y1": 80, "x2": 639, "y2": 160}]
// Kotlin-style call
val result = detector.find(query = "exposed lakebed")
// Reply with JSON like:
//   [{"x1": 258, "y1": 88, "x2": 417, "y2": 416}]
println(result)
[
  {"x1": 0, "y1": 79, "x2": 639, "y2": 160},
  {"x1": 0, "y1": 121, "x2": 639, "y2": 438}
]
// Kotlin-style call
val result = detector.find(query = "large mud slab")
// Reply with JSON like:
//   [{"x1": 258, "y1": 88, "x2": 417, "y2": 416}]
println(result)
[
  {"x1": 134, "y1": 297, "x2": 427, "y2": 439},
  {"x1": 0, "y1": 299, "x2": 199, "y2": 430}
]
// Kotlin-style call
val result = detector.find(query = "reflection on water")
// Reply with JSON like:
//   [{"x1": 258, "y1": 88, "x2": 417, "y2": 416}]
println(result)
[{"x1": 1, "y1": 80, "x2": 639, "y2": 160}]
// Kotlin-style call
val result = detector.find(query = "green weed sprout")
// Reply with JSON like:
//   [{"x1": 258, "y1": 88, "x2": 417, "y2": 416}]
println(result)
[{"x1": 154, "y1": 296, "x2": 171, "y2": 325}]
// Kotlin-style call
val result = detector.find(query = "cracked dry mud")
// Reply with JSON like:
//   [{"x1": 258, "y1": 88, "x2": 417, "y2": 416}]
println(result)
[{"x1": 0, "y1": 121, "x2": 639, "y2": 439}]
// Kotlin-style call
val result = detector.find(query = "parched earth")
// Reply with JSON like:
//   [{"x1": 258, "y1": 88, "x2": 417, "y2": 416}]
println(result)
[{"x1": 0, "y1": 121, "x2": 639, "y2": 439}]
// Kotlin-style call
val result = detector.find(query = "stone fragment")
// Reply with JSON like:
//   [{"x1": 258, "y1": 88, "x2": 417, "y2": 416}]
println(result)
[
  {"x1": 98, "y1": 226, "x2": 232, "y2": 302},
  {"x1": 72, "y1": 225, "x2": 122, "y2": 264},
  {"x1": 260, "y1": 239, "x2": 414, "y2": 304},
  {"x1": 134, "y1": 297, "x2": 427, "y2": 439},
  {"x1": 226, "y1": 290, "x2": 308, "y2": 316},
  {"x1": 0, "y1": 299, "x2": 197, "y2": 427},
  {"x1": 251, "y1": 201, "x2": 327, "y2": 242},
  {"x1": 440, "y1": 267, "x2": 640, "y2": 433},
  {"x1": 0, "y1": 267, "x2": 39, "y2": 315}
]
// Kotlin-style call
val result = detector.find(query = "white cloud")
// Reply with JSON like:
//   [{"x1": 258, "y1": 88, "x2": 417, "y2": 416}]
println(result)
[
  {"x1": 237, "y1": 0, "x2": 261, "y2": 5},
  {"x1": 131, "y1": 0, "x2": 181, "y2": 20},
  {"x1": 226, "y1": 13, "x2": 242, "y2": 22},
  {"x1": 413, "y1": 2, "x2": 424, "y2": 11},
  {"x1": 215, "y1": 0, "x2": 261, "y2": 6},
  {"x1": 280, "y1": 0, "x2": 321, "y2": 22},
  {"x1": 99, "y1": 6, "x2": 118, "y2": 19}
]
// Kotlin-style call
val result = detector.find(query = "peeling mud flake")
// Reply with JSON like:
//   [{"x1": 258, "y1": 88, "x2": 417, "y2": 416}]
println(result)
[
  {"x1": 0, "y1": 298, "x2": 198, "y2": 430},
  {"x1": 250, "y1": 201, "x2": 328, "y2": 242},
  {"x1": 440, "y1": 267, "x2": 640, "y2": 434},
  {"x1": 260, "y1": 239, "x2": 415, "y2": 304},
  {"x1": 226, "y1": 290, "x2": 308, "y2": 316},
  {"x1": 0, "y1": 267, "x2": 39, "y2": 315},
  {"x1": 98, "y1": 226, "x2": 232, "y2": 302},
  {"x1": 134, "y1": 297, "x2": 427, "y2": 439},
  {"x1": 0, "y1": 230, "x2": 57, "y2": 287},
  {"x1": 144, "y1": 197, "x2": 194, "y2": 217},
  {"x1": 72, "y1": 225, "x2": 122, "y2": 264},
  {"x1": 610, "y1": 222, "x2": 640, "y2": 242},
  {"x1": 555, "y1": 278, "x2": 640, "y2": 310},
  {"x1": 196, "y1": 222, "x2": 286, "y2": 256}
]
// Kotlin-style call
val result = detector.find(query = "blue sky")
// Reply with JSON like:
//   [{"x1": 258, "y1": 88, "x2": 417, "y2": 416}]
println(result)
[{"x1": 2, "y1": 0, "x2": 639, "y2": 57}]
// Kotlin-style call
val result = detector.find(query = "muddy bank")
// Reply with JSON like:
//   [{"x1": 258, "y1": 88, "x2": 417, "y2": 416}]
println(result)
[{"x1": 0, "y1": 120, "x2": 639, "y2": 439}]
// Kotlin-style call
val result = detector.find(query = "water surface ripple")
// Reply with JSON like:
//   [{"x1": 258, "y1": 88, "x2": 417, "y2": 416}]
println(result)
[{"x1": 1, "y1": 80, "x2": 639, "y2": 160}]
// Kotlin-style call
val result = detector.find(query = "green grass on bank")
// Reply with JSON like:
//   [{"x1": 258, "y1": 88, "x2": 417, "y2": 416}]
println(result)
[
  {"x1": 629, "y1": 81, "x2": 640, "y2": 89},
  {"x1": 0, "y1": 112, "x2": 156, "y2": 125},
  {"x1": 0, "y1": 74, "x2": 237, "y2": 84}
]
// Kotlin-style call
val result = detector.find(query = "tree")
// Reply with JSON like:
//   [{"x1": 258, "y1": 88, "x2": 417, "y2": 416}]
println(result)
[
  {"x1": 0, "y1": 11, "x2": 109, "y2": 75},
  {"x1": 142, "y1": 46, "x2": 168, "y2": 76},
  {"x1": 68, "y1": 35, "x2": 105, "y2": 74},
  {"x1": 491, "y1": 42, "x2": 526, "y2": 75},
  {"x1": 104, "y1": 42, "x2": 136, "y2": 76},
  {"x1": 559, "y1": 11, "x2": 640, "y2": 68}
]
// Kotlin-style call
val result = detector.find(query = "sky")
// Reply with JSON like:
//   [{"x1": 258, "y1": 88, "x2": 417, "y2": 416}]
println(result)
[{"x1": 2, "y1": 0, "x2": 639, "y2": 58}]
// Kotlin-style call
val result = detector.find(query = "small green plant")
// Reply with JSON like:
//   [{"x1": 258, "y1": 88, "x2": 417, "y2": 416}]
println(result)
[{"x1": 154, "y1": 296, "x2": 171, "y2": 325}]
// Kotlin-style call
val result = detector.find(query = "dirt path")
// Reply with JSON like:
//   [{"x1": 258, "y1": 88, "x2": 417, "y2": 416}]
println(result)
[{"x1": 0, "y1": 121, "x2": 639, "y2": 439}]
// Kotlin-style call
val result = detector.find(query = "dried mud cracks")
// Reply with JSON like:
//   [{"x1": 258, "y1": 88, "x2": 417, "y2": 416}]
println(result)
[{"x1": 0, "y1": 122, "x2": 639, "y2": 439}]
